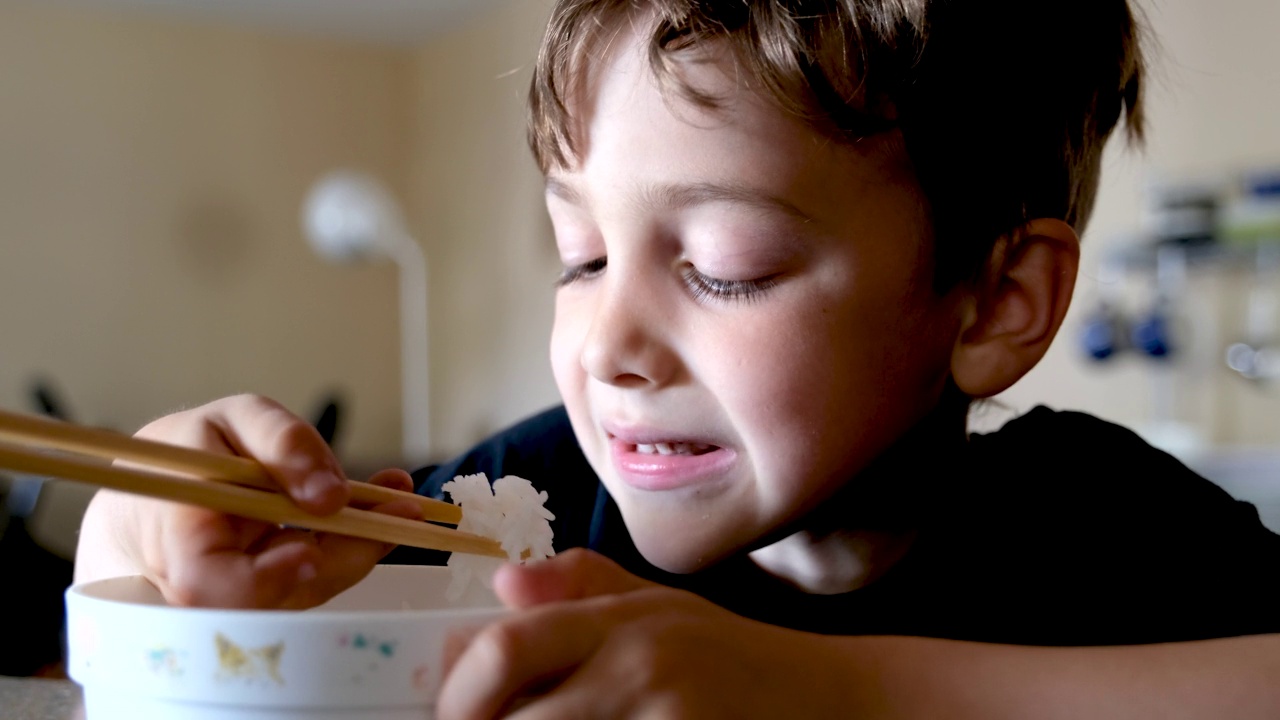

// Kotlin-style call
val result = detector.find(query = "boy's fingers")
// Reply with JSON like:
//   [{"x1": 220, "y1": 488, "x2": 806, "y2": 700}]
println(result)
[
  {"x1": 246, "y1": 537, "x2": 326, "y2": 606},
  {"x1": 206, "y1": 395, "x2": 350, "y2": 515},
  {"x1": 500, "y1": 666, "x2": 639, "y2": 720},
  {"x1": 134, "y1": 394, "x2": 350, "y2": 515},
  {"x1": 493, "y1": 548, "x2": 655, "y2": 609},
  {"x1": 296, "y1": 499, "x2": 426, "y2": 604},
  {"x1": 442, "y1": 624, "x2": 486, "y2": 678},
  {"x1": 348, "y1": 469, "x2": 418, "y2": 511},
  {"x1": 437, "y1": 602, "x2": 608, "y2": 720},
  {"x1": 345, "y1": 468, "x2": 419, "y2": 512},
  {"x1": 151, "y1": 502, "x2": 268, "y2": 601},
  {"x1": 366, "y1": 468, "x2": 415, "y2": 493},
  {"x1": 312, "y1": 500, "x2": 419, "y2": 570},
  {"x1": 162, "y1": 532, "x2": 322, "y2": 608},
  {"x1": 155, "y1": 479, "x2": 421, "y2": 609}
]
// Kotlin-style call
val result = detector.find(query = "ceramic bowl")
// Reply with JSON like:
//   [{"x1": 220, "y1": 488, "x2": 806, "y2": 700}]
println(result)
[{"x1": 65, "y1": 565, "x2": 507, "y2": 720}]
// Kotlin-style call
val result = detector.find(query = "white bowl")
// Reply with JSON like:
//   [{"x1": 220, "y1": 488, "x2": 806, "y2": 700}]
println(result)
[{"x1": 66, "y1": 565, "x2": 507, "y2": 720}]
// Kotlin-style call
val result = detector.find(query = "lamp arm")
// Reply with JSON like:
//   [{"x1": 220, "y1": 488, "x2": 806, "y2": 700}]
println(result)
[{"x1": 392, "y1": 232, "x2": 432, "y2": 467}]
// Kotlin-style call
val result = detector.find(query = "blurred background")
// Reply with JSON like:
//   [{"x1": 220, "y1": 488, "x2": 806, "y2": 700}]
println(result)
[{"x1": 0, "y1": 0, "x2": 1276, "y2": 677}]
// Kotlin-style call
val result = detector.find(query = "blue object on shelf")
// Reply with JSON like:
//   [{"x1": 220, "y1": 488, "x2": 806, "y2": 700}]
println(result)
[
  {"x1": 1082, "y1": 315, "x2": 1122, "y2": 360},
  {"x1": 1244, "y1": 170, "x2": 1280, "y2": 198},
  {"x1": 1132, "y1": 311, "x2": 1174, "y2": 358}
]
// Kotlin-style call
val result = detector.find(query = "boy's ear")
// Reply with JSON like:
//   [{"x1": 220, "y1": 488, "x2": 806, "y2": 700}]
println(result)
[{"x1": 951, "y1": 219, "x2": 1080, "y2": 398}]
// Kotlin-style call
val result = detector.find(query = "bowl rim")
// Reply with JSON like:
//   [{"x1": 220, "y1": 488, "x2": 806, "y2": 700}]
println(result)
[{"x1": 65, "y1": 565, "x2": 507, "y2": 623}]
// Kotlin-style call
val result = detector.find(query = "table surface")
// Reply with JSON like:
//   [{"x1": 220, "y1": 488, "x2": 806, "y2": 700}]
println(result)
[{"x1": 0, "y1": 676, "x2": 83, "y2": 720}]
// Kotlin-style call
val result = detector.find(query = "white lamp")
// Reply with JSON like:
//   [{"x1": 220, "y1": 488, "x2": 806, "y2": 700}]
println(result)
[{"x1": 302, "y1": 171, "x2": 432, "y2": 466}]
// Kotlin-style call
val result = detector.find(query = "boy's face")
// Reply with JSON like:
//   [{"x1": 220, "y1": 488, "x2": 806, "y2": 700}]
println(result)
[{"x1": 547, "y1": 32, "x2": 965, "y2": 573}]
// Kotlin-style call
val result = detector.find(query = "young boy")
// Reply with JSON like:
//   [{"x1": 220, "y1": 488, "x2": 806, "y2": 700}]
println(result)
[{"x1": 76, "y1": 0, "x2": 1280, "y2": 717}]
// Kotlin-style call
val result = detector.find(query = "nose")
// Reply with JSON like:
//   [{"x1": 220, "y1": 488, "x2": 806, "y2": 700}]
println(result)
[{"x1": 579, "y1": 271, "x2": 679, "y2": 389}]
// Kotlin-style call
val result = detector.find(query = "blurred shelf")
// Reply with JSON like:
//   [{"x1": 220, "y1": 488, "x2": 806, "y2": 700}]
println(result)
[{"x1": 1104, "y1": 238, "x2": 1277, "y2": 273}]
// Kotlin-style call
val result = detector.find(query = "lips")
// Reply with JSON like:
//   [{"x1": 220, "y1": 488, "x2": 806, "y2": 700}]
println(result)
[{"x1": 605, "y1": 429, "x2": 735, "y2": 492}]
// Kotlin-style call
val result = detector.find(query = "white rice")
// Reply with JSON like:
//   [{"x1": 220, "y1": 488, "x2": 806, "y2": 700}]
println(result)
[{"x1": 440, "y1": 473, "x2": 555, "y2": 603}]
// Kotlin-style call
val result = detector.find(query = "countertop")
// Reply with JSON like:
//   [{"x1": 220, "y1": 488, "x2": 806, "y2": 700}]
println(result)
[{"x1": 0, "y1": 677, "x2": 82, "y2": 719}]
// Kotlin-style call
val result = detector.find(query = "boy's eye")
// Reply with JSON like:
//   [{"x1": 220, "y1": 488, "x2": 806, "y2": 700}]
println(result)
[
  {"x1": 555, "y1": 257, "x2": 606, "y2": 287},
  {"x1": 683, "y1": 267, "x2": 778, "y2": 303}
]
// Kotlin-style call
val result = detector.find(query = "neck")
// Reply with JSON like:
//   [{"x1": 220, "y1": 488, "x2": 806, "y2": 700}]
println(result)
[{"x1": 748, "y1": 398, "x2": 969, "y2": 594}]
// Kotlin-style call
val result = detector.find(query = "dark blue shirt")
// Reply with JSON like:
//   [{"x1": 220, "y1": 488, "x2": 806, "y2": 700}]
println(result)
[{"x1": 383, "y1": 405, "x2": 1280, "y2": 646}]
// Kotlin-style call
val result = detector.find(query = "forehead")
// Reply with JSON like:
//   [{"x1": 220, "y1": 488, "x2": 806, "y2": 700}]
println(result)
[{"x1": 552, "y1": 27, "x2": 916, "y2": 226}]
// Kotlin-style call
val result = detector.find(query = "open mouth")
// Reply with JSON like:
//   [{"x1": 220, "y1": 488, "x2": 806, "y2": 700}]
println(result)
[
  {"x1": 609, "y1": 433, "x2": 735, "y2": 491},
  {"x1": 629, "y1": 442, "x2": 717, "y2": 456}
]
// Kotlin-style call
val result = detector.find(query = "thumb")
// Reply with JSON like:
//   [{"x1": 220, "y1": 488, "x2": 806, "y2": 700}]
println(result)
[
  {"x1": 492, "y1": 548, "x2": 655, "y2": 609},
  {"x1": 167, "y1": 533, "x2": 321, "y2": 608}
]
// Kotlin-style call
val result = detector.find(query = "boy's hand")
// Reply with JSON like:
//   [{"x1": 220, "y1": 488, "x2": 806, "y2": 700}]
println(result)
[
  {"x1": 74, "y1": 394, "x2": 423, "y2": 609},
  {"x1": 437, "y1": 549, "x2": 853, "y2": 719}
]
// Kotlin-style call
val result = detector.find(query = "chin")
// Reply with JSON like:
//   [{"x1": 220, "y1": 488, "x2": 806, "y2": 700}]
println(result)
[{"x1": 630, "y1": 534, "x2": 736, "y2": 575}]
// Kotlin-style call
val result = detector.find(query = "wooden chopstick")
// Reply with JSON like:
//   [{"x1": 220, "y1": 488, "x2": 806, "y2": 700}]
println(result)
[
  {"x1": 0, "y1": 440, "x2": 503, "y2": 557},
  {"x1": 0, "y1": 408, "x2": 461, "y2": 525}
]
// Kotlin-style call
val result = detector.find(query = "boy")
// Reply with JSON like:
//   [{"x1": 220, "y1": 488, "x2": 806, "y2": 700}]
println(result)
[{"x1": 77, "y1": 0, "x2": 1280, "y2": 717}]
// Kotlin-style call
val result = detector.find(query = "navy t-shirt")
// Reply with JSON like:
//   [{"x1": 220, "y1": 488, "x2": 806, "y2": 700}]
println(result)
[{"x1": 382, "y1": 405, "x2": 1280, "y2": 646}]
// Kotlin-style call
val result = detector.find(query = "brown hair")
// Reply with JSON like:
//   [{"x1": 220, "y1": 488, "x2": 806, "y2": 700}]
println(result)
[{"x1": 527, "y1": 0, "x2": 1145, "y2": 289}]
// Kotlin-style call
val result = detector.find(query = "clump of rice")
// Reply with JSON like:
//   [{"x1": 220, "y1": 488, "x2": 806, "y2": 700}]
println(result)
[{"x1": 440, "y1": 473, "x2": 555, "y2": 602}]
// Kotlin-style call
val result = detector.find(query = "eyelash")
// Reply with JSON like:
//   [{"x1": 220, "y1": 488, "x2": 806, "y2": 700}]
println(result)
[
  {"x1": 554, "y1": 257, "x2": 606, "y2": 287},
  {"x1": 683, "y1": 268, "x2": 778, "y2": 303},
  {"x1": 555, "y1": 257, "x2": 777, "y2": 303}
]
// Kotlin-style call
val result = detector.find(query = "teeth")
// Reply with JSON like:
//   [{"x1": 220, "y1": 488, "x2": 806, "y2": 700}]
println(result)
[{"x1": 634, "y1": 442, "x2": 712, "y2": 456}]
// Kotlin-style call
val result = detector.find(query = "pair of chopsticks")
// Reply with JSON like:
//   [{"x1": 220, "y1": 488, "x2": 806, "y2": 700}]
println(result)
[{"x1": 0, "y1": 408, "x2": 504, "y2": 558}]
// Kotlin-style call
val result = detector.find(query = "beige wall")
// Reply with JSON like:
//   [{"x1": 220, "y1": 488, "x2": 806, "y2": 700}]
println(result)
[
  {"x1": 0, "y1": 0, "x2": 559, "y2": 471},
  {"x1": 0, "y1": 0, "x2": 413, "y2": 465},
  {"x1": 408, "y1": 0, "x2": 561, "y2": 458}
]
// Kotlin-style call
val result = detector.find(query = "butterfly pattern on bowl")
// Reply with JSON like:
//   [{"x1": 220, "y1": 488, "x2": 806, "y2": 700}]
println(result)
[
  {"x1": 338, "y1": 631, "x2": 404, "y2": 685},
  {"x1": 215, "y1": 633, "x2": 285, "y2": 686},
  {"x1": 146, "y1": 646, "x2": 187, "y2": 678}
]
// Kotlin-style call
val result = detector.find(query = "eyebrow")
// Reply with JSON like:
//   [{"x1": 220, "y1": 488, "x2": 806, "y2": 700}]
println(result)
[{"x1": 545, "y1": 177, "x2": 813, "y2": 223}]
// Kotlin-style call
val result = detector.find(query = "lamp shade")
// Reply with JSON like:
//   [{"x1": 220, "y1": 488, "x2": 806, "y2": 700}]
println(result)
[{"x1": 302, "y1": 171, "x2": 406, "y2": 263}]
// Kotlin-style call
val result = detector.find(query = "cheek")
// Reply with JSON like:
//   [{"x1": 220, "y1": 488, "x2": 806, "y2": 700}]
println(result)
[
  {"x1": 721, "y1": 292, "x2": 952, "y2": 481},
  {"x1": 549, "y1": 300, "x2": 580, "y2": 390},
  {"x1": 550, "y1": 295, "x2": 588, "y2": 394},
  {"x1": 696, "y1": 305, "x2": 842, "y2": 440}
]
